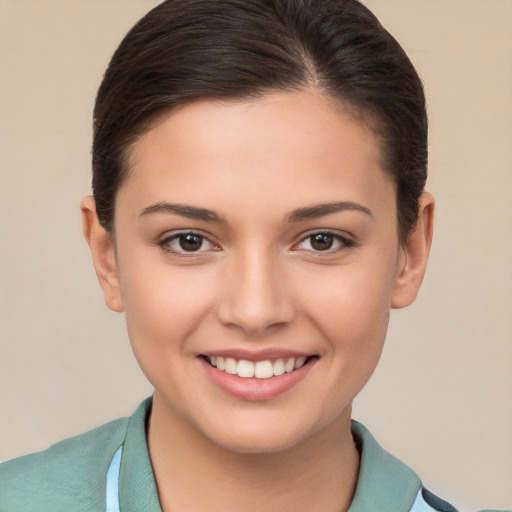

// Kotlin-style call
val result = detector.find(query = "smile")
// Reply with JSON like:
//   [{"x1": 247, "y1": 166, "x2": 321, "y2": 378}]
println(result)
[
  {"x1": 199, "y1": 352, "x2": 318, "y2": 400},
  {"x1": 205, "y1": 355, "x2": 309, "y2": 379}
]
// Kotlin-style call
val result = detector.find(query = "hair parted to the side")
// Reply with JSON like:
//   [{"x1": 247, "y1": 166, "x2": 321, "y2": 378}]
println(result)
[{"x1": 92, "y1": 0, "x2": 427, "y2": 243}]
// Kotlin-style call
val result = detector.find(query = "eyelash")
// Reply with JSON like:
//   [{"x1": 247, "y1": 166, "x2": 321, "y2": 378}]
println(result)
[
  {"x1": 158, "y1": 230, "x2": 355, "y2": 255},
  {"x1": 293, "y1": 231, "x2": 356, "y2": 253},
  {"x1": 159, "y1": 231, "x2": 218, "y2": 255}
]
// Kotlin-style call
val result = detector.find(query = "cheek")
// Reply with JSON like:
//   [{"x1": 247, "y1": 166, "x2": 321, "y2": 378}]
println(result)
[
  {"x1": 118, "y1": 263, "x2": 219, "y2": 399},
  {"x1": 117, "y1": 253, "x2": 215, "y2": 356},
  {"x1": 297, "y1": 252, "x2": 399, "y2": 364},
  {"x1": 306, "y1": 264, "x2": 394, "y2": 327}
]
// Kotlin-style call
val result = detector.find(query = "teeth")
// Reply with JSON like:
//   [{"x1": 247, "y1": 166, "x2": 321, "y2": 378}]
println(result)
[
  {"x1": 225, "y1": 358, "x2": 238, "y2": 375},
  {"x1": 237, "y1": 359, "x2": 255, "y2": 378},
  {"x1": 254, "y1": 360, "x2": 274, "y2": 379},
  {"x1": 295, "y1": 357, "x2": 307, "y2": 369},
  {"x1": 207, "y1": 356, "x2": 310, "y2": 379},
  {"x1": 284, "y1": 358, "x2": 295, "y2": 373},
  {"x1": 273, "y1": 359, "x2": 285, "y2": 376}
]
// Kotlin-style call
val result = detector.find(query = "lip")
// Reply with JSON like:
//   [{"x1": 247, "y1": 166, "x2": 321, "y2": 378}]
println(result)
[
  {"x1": 198, "y1": 354, "x2": 317, "y2": 401},
  {"x1": 200, "y1": 348, "x2": 313, "y2": 362}
]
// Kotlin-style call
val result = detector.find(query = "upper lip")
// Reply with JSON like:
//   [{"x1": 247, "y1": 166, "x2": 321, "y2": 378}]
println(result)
[{"x1": 199, "y1": 348, "x2": 316, "y2": 362}]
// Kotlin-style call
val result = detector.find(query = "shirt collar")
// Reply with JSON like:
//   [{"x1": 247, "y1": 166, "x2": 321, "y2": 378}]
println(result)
[
  {"x1": 118, "y1": 399, "x2": 420, "y2": 512},
  {"x1": 348, "y1": 420, "x2": 421, "y2": 512},
  {"x1": 119, "y1": 397, "x2": 162, "y2": 512}
]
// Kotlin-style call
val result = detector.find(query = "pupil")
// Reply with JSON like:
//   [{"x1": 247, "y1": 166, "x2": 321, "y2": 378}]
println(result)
[
  {"x1": 179, "y1": 234, "x2": 202, "y2": 251},
  {"x1": 311, "y1": 233, "x2": 333, "y2": 251}
]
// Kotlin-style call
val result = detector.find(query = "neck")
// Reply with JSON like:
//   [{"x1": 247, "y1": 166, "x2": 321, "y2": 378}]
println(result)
[{"x1": 147, "y1": 392, "x2": 360, "y2": 512}]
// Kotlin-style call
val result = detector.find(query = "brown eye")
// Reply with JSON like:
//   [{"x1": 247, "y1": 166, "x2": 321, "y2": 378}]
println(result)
[
  {"x1": 178, "y1": 233, "x2": 204, "y2": 251},
  {"x1": 295, "y1": 231, "x2": 354, "y2": 253},
  {"x1": 310, "y1": 233, "x2": 334, "y2": 251},
  {"x1": 161, "y1": 232, "x2": 216, "y2": 254}
]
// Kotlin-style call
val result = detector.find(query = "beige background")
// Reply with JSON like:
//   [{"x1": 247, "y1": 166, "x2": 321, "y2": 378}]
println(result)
[{"x1": 0, "y1": 1, "x2": 511, "y2": 510}]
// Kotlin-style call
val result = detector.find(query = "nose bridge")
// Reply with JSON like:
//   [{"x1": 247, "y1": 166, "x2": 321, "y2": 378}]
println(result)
[{"x1": 217, "y1": 243, "x2": 294, "y2": 335}]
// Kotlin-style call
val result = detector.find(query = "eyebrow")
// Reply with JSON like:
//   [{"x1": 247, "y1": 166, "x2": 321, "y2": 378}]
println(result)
[
  {"x1": 139, "y1": 202, "x2": 225, "y2": 223},
  {"x1": 139, "y1": 200, "x2": 373, "y2": 224},
  {"x1": 287, "y1": 201, "x2": 373, "y2": 222}
]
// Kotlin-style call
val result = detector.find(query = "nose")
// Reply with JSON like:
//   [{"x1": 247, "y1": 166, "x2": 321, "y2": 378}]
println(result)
[{"x1": 216, "y1": 249, "x2": 295, "y2": 336}]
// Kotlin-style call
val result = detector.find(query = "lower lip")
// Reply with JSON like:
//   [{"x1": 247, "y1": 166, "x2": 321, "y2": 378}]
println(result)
[{"x1": 199, "y1": 357, "x2": 316, "y2": 401}]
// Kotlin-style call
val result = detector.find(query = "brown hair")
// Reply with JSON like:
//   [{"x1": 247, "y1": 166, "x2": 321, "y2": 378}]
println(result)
[{"x1": 92, "y1": 0, "x2": 427, "y2": 242}]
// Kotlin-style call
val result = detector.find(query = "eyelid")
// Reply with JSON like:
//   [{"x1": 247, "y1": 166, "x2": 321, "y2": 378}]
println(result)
[
  {"x1": 156, "y1": 229, "x2": 355, "y2": 255},
  {"x1": 292, "y1": 230, "x2": 356, "y2": 252},
  {"x1": 158, "y1": 230, "x2": 221, "y2": 254}
]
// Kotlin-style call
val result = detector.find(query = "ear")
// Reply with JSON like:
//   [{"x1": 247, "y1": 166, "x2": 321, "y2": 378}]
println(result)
[
  {"x1": 392, "y1": 192, "x2": 435, "y2": 309},
  {"x1": 81, "y1": 196, "x2": 124, "y2": 312}
]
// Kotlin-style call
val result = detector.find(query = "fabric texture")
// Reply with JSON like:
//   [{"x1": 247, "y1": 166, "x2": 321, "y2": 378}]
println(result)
[
  {"x1": 0, "y1": 414, "x2": 129, "y2": 511},
  {"x1": 0, "y1": 397, "x2": 498, "y2": 512}
]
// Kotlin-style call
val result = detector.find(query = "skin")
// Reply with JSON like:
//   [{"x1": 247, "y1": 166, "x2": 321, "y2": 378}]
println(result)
[{"x1": 82, "y1": 90, "x2": 434, "y2": 512}]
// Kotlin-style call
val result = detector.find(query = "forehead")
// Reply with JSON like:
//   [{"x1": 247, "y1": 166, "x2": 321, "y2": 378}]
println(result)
[{"x1": 121, "y1": 90, "x2": 395, "y2": 219}]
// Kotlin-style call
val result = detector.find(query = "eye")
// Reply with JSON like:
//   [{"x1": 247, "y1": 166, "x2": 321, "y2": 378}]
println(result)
[
  {"x1": 295, "y1": 232, "x2": 353, "y2": 252},
  {"x1": 160, "y1": 232, "x2": 217, "y2": 253}
]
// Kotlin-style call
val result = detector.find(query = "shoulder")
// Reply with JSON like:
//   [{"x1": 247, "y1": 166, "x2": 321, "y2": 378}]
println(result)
[
  {"x1": 350, "y1": 420, "x2": 457, "y2": 512},
  {"x1": 0, "y1": 416, "x2": 129, "y2": 512},
  {"x1": 350, "y1": 421, "x2": 510, "y2": 512}
]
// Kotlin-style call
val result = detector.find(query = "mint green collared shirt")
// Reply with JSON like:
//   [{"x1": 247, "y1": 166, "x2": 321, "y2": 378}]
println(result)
[{"x1": 0, "y1": 397, "x2": 499, "y2": 512}]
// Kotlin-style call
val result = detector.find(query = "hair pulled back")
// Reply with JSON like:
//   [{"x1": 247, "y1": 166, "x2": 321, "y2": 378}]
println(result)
[{"x1": 93, "y1": 0, "x2": 427, "y2": 242}]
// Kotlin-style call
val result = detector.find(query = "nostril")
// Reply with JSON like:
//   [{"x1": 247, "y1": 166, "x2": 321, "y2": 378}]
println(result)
[
  {"x1": 215, "y1": 258, "x2": 296, "y2": 335},
  {"x1": 216, "y1": 296, "x2": 295, "y2": 335}
]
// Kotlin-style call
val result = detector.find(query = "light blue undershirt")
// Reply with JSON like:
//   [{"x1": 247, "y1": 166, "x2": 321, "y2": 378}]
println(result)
[{"x1": 106, "y1": 446, "x2": 122, "y2": 512}]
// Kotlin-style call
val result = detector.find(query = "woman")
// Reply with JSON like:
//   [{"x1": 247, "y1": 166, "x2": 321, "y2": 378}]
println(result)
[{"x1": 0, "y1": 1, "x2": 506, "y2": 511}]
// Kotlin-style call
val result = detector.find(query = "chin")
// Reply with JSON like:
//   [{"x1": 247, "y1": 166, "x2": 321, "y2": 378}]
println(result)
[
  {"x1": 196, "y1": 408, "x2": 339, "y2": 456},
  {"x1": 210, "y1": 427, "x2": 310, "y2": 455}
]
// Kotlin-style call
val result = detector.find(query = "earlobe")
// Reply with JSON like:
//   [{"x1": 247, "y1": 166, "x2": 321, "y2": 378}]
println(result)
[
  {"x1": 80, "y1": 196, "x2": 124, "y2": 313},
  {"x1": 392, "y1": 192, "x2": 435, "y2": 309}
]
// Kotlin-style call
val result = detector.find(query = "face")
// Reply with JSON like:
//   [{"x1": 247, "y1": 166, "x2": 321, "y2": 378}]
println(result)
[{"x1": 85, "y1": 90, "x2": 431, "y2": 454}]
